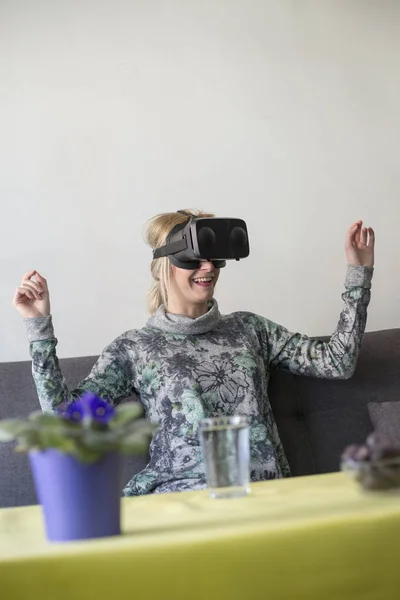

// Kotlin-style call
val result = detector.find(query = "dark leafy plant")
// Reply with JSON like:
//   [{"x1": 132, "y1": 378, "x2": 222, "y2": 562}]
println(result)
[{"x1": 0, "y1": 392, "x2": 156, "y2": 463}]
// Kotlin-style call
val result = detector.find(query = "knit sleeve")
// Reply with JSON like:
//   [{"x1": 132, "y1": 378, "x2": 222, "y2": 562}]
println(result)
[
  {"x1": 253, "y1": 265, "x2": 373, "y2": 379},
  {"x1": 24, "y1": 315, "x2": 135, "y2": 413}
]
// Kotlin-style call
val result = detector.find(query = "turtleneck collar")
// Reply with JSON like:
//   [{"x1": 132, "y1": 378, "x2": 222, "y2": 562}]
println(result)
[{"x1": 146, "y1": 299, "x2": 221, "y2": 335}]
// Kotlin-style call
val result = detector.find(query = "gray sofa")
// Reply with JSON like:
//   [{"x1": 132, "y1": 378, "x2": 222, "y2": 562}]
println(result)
[{"x1": 1, "y1": 328, "x2": 399, "y2": 508}]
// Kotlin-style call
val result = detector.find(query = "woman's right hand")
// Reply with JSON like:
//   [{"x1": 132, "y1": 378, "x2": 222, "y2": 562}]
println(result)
[{"x1": 13, "y1": 270, "x2": 51, "y2": 319}]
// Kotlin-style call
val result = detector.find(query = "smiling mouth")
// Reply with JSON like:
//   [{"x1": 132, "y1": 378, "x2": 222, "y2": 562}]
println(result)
[{"x1": 192, "y1": 276, "x2": 214, "y2": 286}]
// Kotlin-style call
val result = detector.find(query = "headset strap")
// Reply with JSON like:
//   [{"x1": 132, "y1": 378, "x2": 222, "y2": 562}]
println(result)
[{"x1": 153, "y1": 237, "x2": 188, "y2": 259}]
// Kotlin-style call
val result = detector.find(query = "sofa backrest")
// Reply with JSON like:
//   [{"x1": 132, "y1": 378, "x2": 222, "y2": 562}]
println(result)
[{"x1": 1, "y1": 328, "x2": 399, "y2": 507}]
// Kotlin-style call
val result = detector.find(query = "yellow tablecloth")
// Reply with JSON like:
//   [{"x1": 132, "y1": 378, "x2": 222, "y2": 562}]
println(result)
[{"x1": 1, "y1": 472, "x2": 400, "y2": 599}]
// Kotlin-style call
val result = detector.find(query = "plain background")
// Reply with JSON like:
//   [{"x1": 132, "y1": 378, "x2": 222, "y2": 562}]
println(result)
[{"x1": 1, "y1": 0, "x2": 399, "y2": 362}]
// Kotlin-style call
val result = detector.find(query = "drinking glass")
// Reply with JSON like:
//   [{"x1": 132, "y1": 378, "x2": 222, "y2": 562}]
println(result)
[{"x1": 198, "y1": 416, "x2": 250, "y2": 499}]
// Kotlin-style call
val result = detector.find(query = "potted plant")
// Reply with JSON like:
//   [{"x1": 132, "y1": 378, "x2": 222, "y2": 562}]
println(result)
[{"x1": 0, "y1": 392, "x2": 155, "y2": 542}]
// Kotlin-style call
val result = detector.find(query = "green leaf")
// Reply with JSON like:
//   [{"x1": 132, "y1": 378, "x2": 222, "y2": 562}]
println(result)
[
  {"x1": 29, "y1": 412, "x2": 65, "y2": 428},
  {"x1": 37, "y1": 429, "x2": 76, "y2": 452},
  {"x1": 114, "y1": 417, "x2": 155, "y2": 434},
  {"x1": 28, "y1": 410, "x2": 46, "y2": 421},
  {"x1": 126, "y1": 419, "x2": 156, "y2": 436},
  {"x1": 0, "y1": 419, "x2": 37, "y2": 441},
  {"x1": 81, "y1": 429, "x2": 119, "y2": 452},
  {"x1": 117, "y1": 429, "x2": 153, "y2": 456},
  {"x1": 110, "y1": 403, "x2": 143, "y2": 428},
  {"x1": 70, "y1": 445, "x2": 103, "y2": 463},
  {"x1": 118, "y1": 435, "x2": 149, "y2": 456},
  {"x1": 14, "y1": 430, "x2": 42, "y2": 451},
  {"x1": 0, "y1": 429, "x2": 16, "y2": 442}
]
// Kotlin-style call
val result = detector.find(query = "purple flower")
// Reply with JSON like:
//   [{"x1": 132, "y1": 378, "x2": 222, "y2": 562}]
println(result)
[
  {"x1": 60, "y1": 393, "x2": 115, "y2": 425},
  {"x1": 80, "y1": 392, "x2": 115, "y2": 424},
  {"x1": 64, "y1": 401, "x2": 84, "y2": 423}
]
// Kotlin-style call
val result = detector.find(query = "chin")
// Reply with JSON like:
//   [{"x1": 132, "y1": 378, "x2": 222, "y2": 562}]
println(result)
[{"x1": 193, "y1": 288, "x2": 214, "y2": 302}]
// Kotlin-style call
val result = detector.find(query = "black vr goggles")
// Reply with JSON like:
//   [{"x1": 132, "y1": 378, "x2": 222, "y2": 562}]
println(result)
[{"x1": 153, "y1": 212, "x2": 250, "y2": 270}]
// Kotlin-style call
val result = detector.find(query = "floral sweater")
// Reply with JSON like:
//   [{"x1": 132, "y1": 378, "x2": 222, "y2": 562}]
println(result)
[{"x1": 24, "y1": 265, "x2": 373, "y2": 495}]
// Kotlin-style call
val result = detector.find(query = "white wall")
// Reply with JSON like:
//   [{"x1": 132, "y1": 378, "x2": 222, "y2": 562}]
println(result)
[{"x1": 1, "y1": 0, "x2": 400, "y2": 362}]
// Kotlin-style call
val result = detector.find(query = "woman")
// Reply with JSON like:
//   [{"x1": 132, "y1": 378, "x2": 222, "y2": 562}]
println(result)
[{"x1": 13, "y1": 210, "x2": 375, "y2": 495}]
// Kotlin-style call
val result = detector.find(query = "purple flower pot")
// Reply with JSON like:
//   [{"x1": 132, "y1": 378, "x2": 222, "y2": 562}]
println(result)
[{"x1": 29, "y1": 449, "x2": 123, "y2": 542}]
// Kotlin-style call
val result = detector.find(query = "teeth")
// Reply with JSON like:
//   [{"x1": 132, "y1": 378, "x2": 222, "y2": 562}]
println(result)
[{"x1": 193, "y1": 277, "x2": 213, "y2": 283}]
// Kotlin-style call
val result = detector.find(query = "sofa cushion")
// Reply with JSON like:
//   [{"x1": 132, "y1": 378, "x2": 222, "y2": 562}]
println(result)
[{"x1": 368, "y1": 401, "x2": 400, "y2": 445}]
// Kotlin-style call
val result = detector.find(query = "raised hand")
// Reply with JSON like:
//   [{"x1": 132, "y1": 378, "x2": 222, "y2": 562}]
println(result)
[
  {"x1": 345, "y1": 221, "x2": 375, "y2": 268},
  {"x1": 13, "y1": 271, "x2": 51, "y2": 319}
]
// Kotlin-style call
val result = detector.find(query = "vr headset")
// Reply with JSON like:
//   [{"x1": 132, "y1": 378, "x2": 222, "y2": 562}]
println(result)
[{"x1": 153, "y1": 211, "x2": 250, "y2": 269}]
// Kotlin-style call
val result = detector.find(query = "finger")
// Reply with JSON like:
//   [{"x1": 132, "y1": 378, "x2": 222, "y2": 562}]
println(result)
[
  {"x1": 361, "y1": 227, "x2": 368, "y2": 245},
  {"x1": 34, "y1": 272, "x2": 48, "y2": 290},
  {"x1": 20, "y1": 279, "x2": 43, "y2": 294},
  {"x1": 19, "y1": 282, "x2": 42, "y2": 299},
  {"x1": 354, "y1": 221, "x2": 362, "y2": 245},
  {"x1": 346, "y1": 223, "x2": 359, "y2": 247},
  {"x1": 21, "y1": 270, "x2": 37, "y2": 281},
  {"x1": 349, "y1": 220, "x2": 362, "y2": 229},
  {"x1": 367, "y1": 227, "x2": 375, "y2": 247},
  {"x1": 15, "y1": 287, "x2": 35, "y2": 301}
]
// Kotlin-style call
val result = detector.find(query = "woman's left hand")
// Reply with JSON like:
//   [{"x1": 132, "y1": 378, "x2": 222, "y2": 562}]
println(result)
[{"x1": 345, "y1": 220, "x2": 375, "y2": 268}]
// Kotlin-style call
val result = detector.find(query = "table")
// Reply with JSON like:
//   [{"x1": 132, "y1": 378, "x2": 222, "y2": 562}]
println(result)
[{"x1": 1, "y1": 472, "x2": 400, "y2": 599}]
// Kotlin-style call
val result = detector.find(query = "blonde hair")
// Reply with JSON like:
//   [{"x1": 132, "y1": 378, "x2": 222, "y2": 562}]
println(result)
[{"x1": 145, "y1": 209, "x2": 214, "y2": 314}]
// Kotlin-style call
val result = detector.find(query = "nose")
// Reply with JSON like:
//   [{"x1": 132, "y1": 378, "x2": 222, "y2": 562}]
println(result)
[{"x1": 199, "y1": 260, "x2": 215, "y2": 271}]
